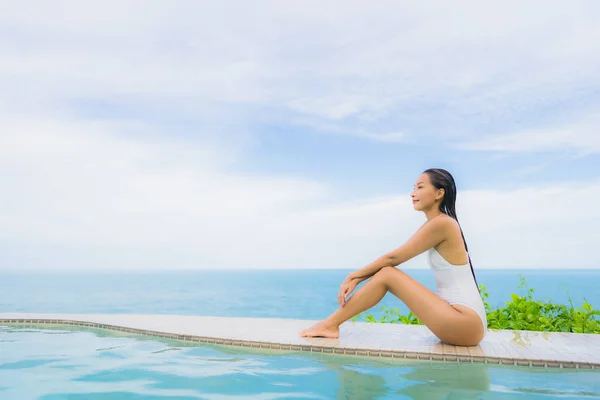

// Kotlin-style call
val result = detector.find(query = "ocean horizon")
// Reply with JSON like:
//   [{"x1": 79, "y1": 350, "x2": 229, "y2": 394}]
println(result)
[{"x1": 2, "y1": 269, "x2": 598, "y2": 322}]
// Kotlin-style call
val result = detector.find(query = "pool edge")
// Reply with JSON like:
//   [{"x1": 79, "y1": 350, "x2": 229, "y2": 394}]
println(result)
[{"x1": 2, "y1": 317, "x2": 597, "y2": 369}]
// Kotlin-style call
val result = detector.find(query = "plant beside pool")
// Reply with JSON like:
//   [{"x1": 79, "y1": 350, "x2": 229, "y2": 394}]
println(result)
[{"x1": 352, "y1": 275, "x2": 600, "y2": 334}]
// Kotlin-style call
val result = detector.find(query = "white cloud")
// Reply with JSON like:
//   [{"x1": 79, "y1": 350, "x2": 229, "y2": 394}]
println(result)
[
  {"x1": 0, "y1": 1, "x2": 598, "y2": 270},
  {"x1": 288, "y1": 117, "x2": 407, "y2": 143},
  {"x1": 457, "y1": 112, "x2": 600, "y2": 155},
  {"x1": 0, "y1": 128, "x2": 598, "y2": 270},
  {"x1": 457, "y1": 183, "x2": 600, "y2": 269},
  {"x1": 0, "y1": 123, "x2": 328, "y2": 246},
  {"x1": 1, "y1": 1, "x2": 599, "y2": 143}
]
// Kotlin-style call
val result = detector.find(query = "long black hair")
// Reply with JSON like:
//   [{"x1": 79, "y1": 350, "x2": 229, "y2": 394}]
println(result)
[{"x1": 423, "y1": 168, "x2": 479, "y2": 290}]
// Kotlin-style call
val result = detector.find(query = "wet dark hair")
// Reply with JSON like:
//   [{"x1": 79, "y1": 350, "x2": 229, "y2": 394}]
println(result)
[{"x1": 423, "y1": 168, "x2": 479, "y2": 290}]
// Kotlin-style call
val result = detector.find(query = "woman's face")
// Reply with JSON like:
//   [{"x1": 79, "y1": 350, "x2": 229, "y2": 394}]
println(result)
[{"x1": 410, "y1": 173, "x2": 443, "y2": 211}]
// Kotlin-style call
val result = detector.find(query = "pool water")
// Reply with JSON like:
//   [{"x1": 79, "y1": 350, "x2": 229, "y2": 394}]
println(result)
[{"x1": 1, "y1": 325, "x2": 598, "y2": 400}]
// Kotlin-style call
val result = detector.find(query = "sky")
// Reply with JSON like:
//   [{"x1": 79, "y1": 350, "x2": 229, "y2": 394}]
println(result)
[{"x1": 0, "y1": 1, "x2": 599, "y2": 271}]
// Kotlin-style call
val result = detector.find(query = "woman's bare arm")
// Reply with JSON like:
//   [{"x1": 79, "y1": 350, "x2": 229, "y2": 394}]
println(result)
[{"x1": 348, "y1": 216, "x2": 450, "y2": 282}]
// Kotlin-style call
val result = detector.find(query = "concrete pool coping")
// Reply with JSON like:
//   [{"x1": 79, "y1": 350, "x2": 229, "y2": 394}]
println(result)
[{"x1": 1, "y1": 313, "x2": 598, "y2": 369}]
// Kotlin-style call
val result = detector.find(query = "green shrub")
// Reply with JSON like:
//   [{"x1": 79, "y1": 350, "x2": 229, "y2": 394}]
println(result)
[{"x1": 352, "y1": 275, "x2": 599, "y2": 333}]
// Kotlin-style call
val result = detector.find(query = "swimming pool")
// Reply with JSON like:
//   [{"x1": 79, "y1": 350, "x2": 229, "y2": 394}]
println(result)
[{"x1": 1, "y1": 324, "x2": 598, "y2": 399}]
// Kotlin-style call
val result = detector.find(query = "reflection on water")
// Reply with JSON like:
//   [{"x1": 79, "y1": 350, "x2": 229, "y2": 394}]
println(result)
[
  {"x1": 316, "y1": 354, "x2": 491, "y2": 400},
  {"x1": 1, "y1": 324, "x2": 598, "y2": 400},
  {"x1": 317, "y1": 357, "x2": 388, "y2": 399},
  {"x1": 397, "y1": 362, "x2": 491, "y2": 400}
]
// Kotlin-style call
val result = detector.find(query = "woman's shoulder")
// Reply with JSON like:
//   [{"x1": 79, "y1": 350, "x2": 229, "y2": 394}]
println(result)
[
  {"x1": 427, "y1": 214, "x2": 462, "y2": 237},
  {"x1": 429, "y1": 215, "x2": 468, "y2": 256},
  {"x1": 429, "y1": 213, "x2": 458, "y2": 228}
]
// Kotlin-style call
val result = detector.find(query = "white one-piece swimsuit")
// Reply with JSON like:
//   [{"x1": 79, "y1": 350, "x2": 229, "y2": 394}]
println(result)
[{"x1": 427, "y1": 247, "x2": 488, "y2": 335}]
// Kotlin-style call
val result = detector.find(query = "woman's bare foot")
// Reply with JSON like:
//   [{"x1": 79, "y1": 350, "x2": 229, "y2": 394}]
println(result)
[{"x1": 299, "y1": 321, "x2": 340, "y2": 339}]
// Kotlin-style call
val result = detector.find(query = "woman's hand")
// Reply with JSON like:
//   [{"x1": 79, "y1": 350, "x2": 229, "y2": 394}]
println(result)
[{"x1": 338, "y1": 276, "x2": 359, "y2": 307}]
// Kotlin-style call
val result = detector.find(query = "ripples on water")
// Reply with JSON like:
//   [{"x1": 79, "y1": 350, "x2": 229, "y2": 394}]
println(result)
[{"x1": 0, "y1": 325, "x2": 598, "y2": 399}]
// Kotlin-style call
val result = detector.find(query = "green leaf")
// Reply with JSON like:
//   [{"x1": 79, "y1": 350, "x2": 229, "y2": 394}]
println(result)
[{"x1": 359, "y1": 275, "x2": 599, "y2": 334}]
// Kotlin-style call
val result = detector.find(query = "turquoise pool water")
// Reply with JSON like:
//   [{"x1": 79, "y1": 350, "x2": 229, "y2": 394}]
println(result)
[{"x1": 1, "y1": 325, "x2": 598, "y2": 400}]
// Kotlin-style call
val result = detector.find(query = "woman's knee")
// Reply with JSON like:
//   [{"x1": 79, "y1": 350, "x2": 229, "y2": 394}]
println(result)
[
  {"x1": 373, "y1": 266, "x2": 401, "y2": 286},
  {"x1": 375, "y1": 266, "x2": 394, "y2": 278}
]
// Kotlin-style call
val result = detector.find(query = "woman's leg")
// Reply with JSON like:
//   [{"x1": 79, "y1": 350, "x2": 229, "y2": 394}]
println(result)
[{"x1": 300, "y1": 266, "x2": 484, "y2": 346}]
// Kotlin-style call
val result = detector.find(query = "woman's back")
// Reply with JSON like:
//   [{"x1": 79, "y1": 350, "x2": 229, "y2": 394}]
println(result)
[{"x1": 427, "y1": 246, "x2": 487, "y2": 333}]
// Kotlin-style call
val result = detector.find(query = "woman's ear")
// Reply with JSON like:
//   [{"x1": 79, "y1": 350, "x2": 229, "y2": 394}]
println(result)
[{"x1": 436, "y1": 188, "x2": 445, "y2": 201}]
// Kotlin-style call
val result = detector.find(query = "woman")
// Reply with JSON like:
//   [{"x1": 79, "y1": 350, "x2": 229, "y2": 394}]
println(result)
[{"x1": 300, "y1": 168, "x2": 487, "y2": 346}]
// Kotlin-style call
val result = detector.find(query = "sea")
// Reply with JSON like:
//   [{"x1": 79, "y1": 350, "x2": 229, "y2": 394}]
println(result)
[
  {"x1": 1, "y1": 269, "x2": 598, "y2": 320},
  {"x1": 2, "y1": 268, "x2": 600, "y2": 400}
]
